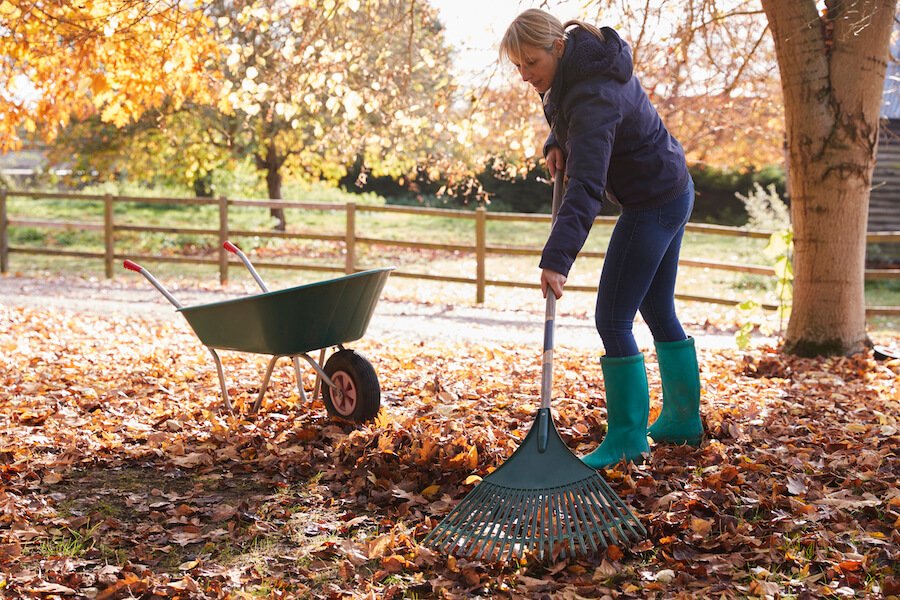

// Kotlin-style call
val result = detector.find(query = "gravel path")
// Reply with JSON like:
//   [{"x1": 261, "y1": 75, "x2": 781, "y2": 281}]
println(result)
[{"x1": 0, "y1": 273, "x2": 773, "y2": 351}]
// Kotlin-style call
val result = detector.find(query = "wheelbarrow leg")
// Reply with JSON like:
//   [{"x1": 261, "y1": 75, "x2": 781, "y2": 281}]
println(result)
[
  {"x1": 312, "y1": 348, "x2": 326, "y2": 403},
  {"x1": 124, "y1": 260, "x2": 236, "y2": 415},
  {"x1": 292, "y1": 357, "x2": 307, "y2": 403},
  {"x1": 251, "y1": 355, "x2": 281, "y2": 415},
  {"x1": 297, "y1": 352, "x2": 339, "y2": 402},
  {"x1": 208, "y1": 348, "x2": 233, "y2": 413}
]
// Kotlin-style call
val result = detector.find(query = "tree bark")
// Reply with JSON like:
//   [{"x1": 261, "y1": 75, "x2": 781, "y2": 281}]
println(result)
[
  {"x1": 266, "y1": 166, "x2": 285, "y2": 232},
  {"x1": 192, "y1": 173, "x2": 214, "y2": 198},
  {"x1": 761, "y1": 0, "x2": 896, "y2": 357},
  {"x1": 258, "y1": 140, "x2": 286, "y2": 231}
]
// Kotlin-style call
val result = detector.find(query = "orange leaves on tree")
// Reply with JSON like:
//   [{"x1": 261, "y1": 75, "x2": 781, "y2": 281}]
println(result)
[{"x1": 0, "y1": 1, "x2": 221, "y2": 150}]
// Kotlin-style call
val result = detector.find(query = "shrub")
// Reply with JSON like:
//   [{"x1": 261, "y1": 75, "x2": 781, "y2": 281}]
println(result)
[
  {"x1": 736, "y1": 182, "x2": 791, "y2": 231},
  {"x1": 734, "y1": 181, "x2": 793, "y2": 349}
]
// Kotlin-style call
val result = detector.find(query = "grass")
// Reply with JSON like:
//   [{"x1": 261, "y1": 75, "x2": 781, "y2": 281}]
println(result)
[
  {"x1": 4, "y1": 184, "x2": 898, "y2": 336},
  {"x1": 38, "y1": 524, "x2": 100, "y2": 558}
]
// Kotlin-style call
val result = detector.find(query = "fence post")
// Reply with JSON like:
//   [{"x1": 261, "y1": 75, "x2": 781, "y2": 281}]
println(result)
[
  {"x1": 476, "y1": 206, "x2": 486, "y2": 303},
  {"x1": 218, "y1": 196, "x2": 229, "y2": 284},
  {"x1": 345, "y1": 202, "x2": 356, "y2": 274},
  {"x1": 104, "y1": 194, "x2": 114, "y2": 279},
  {"x1": 0, "y1": 189, "x2": 7, "y2": 274}
]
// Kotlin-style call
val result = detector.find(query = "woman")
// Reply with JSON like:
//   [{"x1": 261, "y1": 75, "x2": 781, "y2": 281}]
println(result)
[{"x1": 500, "y1": 9, "x2": 704, "y2": 468}]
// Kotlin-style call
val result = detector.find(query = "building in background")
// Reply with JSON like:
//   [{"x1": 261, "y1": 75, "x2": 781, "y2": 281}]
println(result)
[{"x1": 870, "y1": 30, "x2": 900, "y2": 234}]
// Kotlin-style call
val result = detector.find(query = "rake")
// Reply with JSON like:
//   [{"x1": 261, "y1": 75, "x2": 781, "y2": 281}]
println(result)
[{"x1": 422, "y1": 172, "x2": 646, "y2": 561}]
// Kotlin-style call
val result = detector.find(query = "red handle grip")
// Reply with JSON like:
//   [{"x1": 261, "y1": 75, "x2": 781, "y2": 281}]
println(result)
[
  {"x1": 123, "y1": 259, "x2": 142, "y2": 272},
  {"x1": 223, "y1": 241, "x2": 239, "y2": 254}
]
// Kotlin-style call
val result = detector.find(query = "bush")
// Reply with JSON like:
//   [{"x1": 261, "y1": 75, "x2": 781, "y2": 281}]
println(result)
[
  {"x1": 340, "y1": 157, "x2": 786, "y2": 224},
  {"x1": 341, "y1": 157, "x2": 619, "y2": 215},
  {"x1": 736, "y1": 182, "x2": 791, "y2": 231},
  {"x1": 689, "y1": 164, "x2": 786, "y2": 226}
]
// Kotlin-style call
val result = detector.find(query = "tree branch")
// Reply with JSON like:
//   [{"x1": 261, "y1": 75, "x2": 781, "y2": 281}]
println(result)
[{"x1": 721, "y1": 24, "x2": 772, "y2": 96}]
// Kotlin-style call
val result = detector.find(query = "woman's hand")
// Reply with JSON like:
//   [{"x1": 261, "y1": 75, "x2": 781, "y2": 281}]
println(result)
[
  {"x1": 541, "y1": 268, "x2": 567, "y2": 299},
  {"x1": 546, "y1": 146, "x2": 565, "y2": 179}
]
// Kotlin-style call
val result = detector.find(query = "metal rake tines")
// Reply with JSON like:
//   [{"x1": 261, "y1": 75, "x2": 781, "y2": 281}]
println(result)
[{"x1": 423, "y1": 474, "x2": 646, "y2": 561}]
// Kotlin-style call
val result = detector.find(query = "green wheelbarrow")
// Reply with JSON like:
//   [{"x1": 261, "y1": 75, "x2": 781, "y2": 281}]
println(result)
[{"x1": 124, "y1": 244, "x2": 393, "y2": 422}]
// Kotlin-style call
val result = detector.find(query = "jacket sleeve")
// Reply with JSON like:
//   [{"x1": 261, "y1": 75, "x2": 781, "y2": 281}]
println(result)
[
  {"x1": 543, "y1": 131, "x2": 559, "y2": 157},
  {"x1": 539, "y1": 89, "x2": 621, "y2": 276}
]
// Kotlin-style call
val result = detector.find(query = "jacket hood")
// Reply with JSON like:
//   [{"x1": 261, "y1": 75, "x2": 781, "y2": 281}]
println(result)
[
  {"x1": 563, "y1": 26, "x2": 633, "y2": 85},
  {"x1": 542, "y1": 26, "x2": 633, "y2": 120}
]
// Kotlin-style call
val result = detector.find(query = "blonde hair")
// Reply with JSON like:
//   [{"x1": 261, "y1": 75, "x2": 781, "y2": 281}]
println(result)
[{"x1": 499, "y1": 8, "x2": 605, "y2": 64}]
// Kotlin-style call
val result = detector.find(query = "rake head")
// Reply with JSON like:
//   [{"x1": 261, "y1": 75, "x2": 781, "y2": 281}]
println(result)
[{"x1": 423, "y1": 409, "x2": 646, "y2": 562}]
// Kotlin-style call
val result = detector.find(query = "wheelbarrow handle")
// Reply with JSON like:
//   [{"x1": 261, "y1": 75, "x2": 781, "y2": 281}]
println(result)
[
  {"x1": 122, "y1": 260, "x2": 183, "y2": 309},
  {"x1": 223, "y1": 241, "x2": 269, "y2": 292},
  {"x1": 224, "y1": 240, "x2": 308, "y2": 404}
]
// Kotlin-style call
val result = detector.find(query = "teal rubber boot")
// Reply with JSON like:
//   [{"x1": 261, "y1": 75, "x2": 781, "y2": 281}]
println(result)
[
  {"x1": 582, "y1": 353, "x2": 651, "y2": 469},
  {"x1": 647, "y1": 337, "x2": 704, "y2": 446}
]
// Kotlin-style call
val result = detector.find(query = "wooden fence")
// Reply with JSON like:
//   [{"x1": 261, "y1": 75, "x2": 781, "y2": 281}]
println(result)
[{"x1": 2, "y1": 189, "x2": 899, "y2": 316}]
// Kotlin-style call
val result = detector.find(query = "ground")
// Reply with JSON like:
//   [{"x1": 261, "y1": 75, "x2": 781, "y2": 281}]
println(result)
[
  {"x1": 0, "y1": 272, "x2": 898, "y2": 599},
  {"x1": 0, "y1": 272, "x2": 774, "y2": 351}
]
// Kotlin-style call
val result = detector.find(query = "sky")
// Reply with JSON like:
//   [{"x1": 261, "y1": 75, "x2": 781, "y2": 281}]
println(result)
[{"x1": 429, "y1": 0, "x2": 585, "y2": 85}]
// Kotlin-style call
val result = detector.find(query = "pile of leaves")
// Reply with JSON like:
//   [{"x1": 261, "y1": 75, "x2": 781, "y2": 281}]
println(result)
[{"x1": 0, "y1": 303, "x2": 898, "y2": 598}]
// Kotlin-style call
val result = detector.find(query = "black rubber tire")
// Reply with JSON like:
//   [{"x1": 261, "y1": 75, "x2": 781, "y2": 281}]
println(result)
[{"x1": 321, "y1": 349, "x2": 381, "y2": 422}]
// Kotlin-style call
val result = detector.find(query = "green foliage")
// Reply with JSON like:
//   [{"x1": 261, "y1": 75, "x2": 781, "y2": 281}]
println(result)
[
  {"x1": 344, "y1": 156, "x2": 617, "y2": 215},
  {"x1": 10, "y1": 227, "x2": 45, "y2": 244},
  {"x1": 734, "y1": 184, "x2": 793, "y2": 349},
  {"x1": 46, "y1": 110, "x2": 240, "y2": 195},
  {"x1": 734, "y1": 300, "x2": 763, "y2": 351},
  {"x1": 689, "y1": 164, "x2": 785, "y2": 194},
  {"x1": 282, "y1": 180, "x2": 385, "y2": 207},
  {"x1": 689, "y1": 164, "x2": 787, "y2": 226},
  {"x1": 765, "y1": 229, "x2": 794, "y2": 322},
  {"x1": 340, "y1": 159, "x2": 787, "y2": 221},
  {"x1": 208, "y1": 158, "x2": 266, "y2": 199},
  {"x1": 77, "y1": 179, "x2": 195, "y2": 198},
  {"x1": 71, "y1": 159, "x2": 380, "y2": 204},
  {"x1": 477, "y1": 158, "x2": 552, "y2": 213}
]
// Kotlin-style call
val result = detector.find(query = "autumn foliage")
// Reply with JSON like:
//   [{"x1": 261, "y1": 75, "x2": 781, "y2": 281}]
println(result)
[
  {"x1": 0, "y1": 1, "x2": 220, "y2": 150},
  {"x1": 0, "y1": 0, "x2": 790, "y2": 185},
  {"x1": 1, "y1": 297, "x2": 898, "y2": 597}
]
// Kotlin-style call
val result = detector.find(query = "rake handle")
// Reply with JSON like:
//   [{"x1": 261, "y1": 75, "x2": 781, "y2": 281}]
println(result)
[
  {"x1": 538, "y1": 172, "x2": 564, "y2": 453},
  {"x1": 540, "y1": 172, "x2": 564, "y2": 412}
]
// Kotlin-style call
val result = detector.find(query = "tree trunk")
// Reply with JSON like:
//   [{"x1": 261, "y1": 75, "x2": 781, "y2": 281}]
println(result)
[
  {"x1": 258, "y1": 140, "x2": 286, "y2": 231},
  {"x1": 266, "y1": 166, "x2": 286, "y2": 232},
  {"x1": 761, "y1": 0, "x2": 896, "y2": 357},
  {"x1": 193, "y1": 173, "x2": 214, "y2": 198}
]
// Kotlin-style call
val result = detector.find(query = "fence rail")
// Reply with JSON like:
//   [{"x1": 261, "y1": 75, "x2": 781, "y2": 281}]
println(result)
[{"x1": 2, "y1": 189, "x2": 898, "y2": 316}]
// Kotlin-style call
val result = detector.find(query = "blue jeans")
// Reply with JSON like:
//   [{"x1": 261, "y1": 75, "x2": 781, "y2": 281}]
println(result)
[{"x1": 595, "y1": 178, "x2": 694, "y2": 357}]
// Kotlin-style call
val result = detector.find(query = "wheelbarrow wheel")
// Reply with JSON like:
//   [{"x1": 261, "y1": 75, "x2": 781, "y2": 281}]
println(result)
[{"x1": 322, "y1": 349, "x2": 381, "y2": 423}]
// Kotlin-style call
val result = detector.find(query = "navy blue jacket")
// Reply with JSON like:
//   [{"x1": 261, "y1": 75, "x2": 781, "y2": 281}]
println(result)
[{"x1": 539, "y1": 26, "x2": 689, "y2": 276}]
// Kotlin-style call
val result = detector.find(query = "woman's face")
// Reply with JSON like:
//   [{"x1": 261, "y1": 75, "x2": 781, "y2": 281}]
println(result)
[{"x1": 511, "y1": 40, "x2": 563, "y2": 93}]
